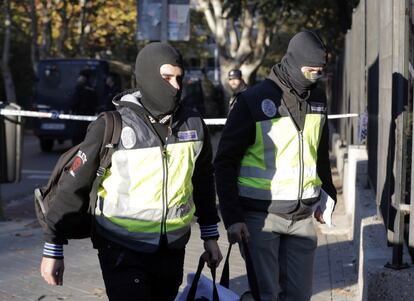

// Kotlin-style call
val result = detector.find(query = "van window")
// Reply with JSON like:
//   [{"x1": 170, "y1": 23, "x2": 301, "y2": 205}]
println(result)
[{"x1": 36, "y1": 61, "x2": 104, "y2": 106}]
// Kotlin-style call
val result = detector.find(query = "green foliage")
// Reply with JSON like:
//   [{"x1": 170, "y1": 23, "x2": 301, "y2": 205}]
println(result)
[{"x1": 1, "y1": 0, "x2": 139, "y2": 106}]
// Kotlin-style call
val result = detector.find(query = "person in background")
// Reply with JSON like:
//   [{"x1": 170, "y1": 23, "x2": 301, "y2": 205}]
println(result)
[
  {"x1": 227, "y1": 69, "x2": 247, "y2": 111},
  {"x1": 101, "y1": 74, "x2": 118, "y2": 112},
  {"x1": 40, "y1": 42, "x2": 222, "y2": 301},
  {"x1": 215, "y1": 30, "x2": 337, "y2": 301},
  {"x1": 70, "y1": 69, "x2": 98, "y2": 145}
]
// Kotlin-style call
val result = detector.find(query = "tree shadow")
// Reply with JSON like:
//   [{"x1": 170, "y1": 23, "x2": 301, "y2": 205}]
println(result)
[
  {"x1": 378, "y1": 73, "x2": 407, "y2": 256},
  {"x1": 367, "y1": 56, "x2": 379, "y2": 190}
]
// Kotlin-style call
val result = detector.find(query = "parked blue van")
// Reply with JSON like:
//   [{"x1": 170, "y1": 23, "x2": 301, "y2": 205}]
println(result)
[{"x1": 31, "y1": 59, "x2": 132, "y2": 151}]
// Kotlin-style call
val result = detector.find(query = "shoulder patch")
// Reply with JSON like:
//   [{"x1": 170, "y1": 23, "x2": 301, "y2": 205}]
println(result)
[
  {"x1": 178, "y1": 130, "x2": 198, "y2": 142},
  {"x1": 261, "y1": 99, "x2": 277, "y2": 118},
  {"x1": 121, "y1": 126, "x2": 136, "y2": 149}
]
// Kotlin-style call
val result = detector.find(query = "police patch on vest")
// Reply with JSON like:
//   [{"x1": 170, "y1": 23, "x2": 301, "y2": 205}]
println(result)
[
  {"x1": 310, "y1": 102, "x2": 326, "y2": 113},
  {"x1": 261, "y1": 99, "x2": 277, "y2": 117},
  {"x1": 121, "y1": 126, "x2": 136, "y2": 149},
  {"x1": 178, "y1": 130, "x2": 198, "y2": 142}
]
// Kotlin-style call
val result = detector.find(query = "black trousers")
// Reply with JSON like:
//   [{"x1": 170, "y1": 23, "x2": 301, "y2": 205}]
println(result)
[{"x1": 97, "y1": 239, "x2": 185, "y2": 301}]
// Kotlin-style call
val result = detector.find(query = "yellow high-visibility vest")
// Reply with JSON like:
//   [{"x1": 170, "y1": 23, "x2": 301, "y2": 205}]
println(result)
[
  {"x1": 94, "y1": 106, "x2": 204, "y2": 251},
  {"x1": 238, "y1": 114, "x2": 325, "y2": 201},
  {"x1": 237, "y1": 82, "x2": 327, "y2": 209}
]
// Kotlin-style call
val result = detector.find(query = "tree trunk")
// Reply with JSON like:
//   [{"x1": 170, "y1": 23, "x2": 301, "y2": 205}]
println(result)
[
  {"x1": 40, "y1": 0, "x2": 53, "y2": 58},
  {"x1": 30, "y1": 0, "x2": 39, "y2": 74},
  {"x1": 1, "y1": 0, "x2": 17, "y2": 103},
  {"x1": 198, "y1": 0, "x2": 271, "y2": 98},
  {"x1": 78, "y1": 0, "x2": 87, "y2": 56},
  {"x1": 57, "y1": 0, "x2": 69, "y2": 57}
]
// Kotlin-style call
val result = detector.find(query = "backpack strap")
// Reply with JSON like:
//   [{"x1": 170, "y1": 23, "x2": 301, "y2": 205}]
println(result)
[
  {"x1": 89, "y1": 111, "x2": 122, "y2": 236},
  {"x1": 96, "y1": 111, "x2": 122, "y2": 177}
]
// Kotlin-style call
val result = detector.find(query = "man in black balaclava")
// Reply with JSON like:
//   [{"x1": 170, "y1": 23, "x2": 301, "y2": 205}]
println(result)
[
  {"x1": 214, "y1": 31, "x2": 337, "y2": 301},
  {"x1": 135, "y1": 42, "x2": 184, "y2": 118},
  {"x1": 40, "y1": 42, "x2": 222, "y2": 301}
]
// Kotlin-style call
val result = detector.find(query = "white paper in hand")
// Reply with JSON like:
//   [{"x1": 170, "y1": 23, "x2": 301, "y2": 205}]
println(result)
[{"x1": 312, "y1": 189, "x2": 335, "y2": 227}]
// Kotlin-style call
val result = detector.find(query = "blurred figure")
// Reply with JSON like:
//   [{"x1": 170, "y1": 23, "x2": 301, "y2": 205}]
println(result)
[
  {"x1": 181, "y1": 77, "x2": 205, "y2": 116},
  {"x1": 227, "y1": 69, "x2": 247, "y2": 111},
  {"x1": 201, "y1": 67, "x2": 223, "y2": 118},
  {"x1": 70, "y1": 69, "x2": 98, "y2": 145},
  {"x1": 101, "y1": 75, "x2": 118, "y2": 112}
]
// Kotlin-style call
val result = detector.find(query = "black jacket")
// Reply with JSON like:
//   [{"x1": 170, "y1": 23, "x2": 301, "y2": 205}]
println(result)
[
  {"x1": 44, "y1": 97, "x2": 220, "y2": 245},
  {"x1": 214, "y1": 77, "x2": 337, "y2": 228}
]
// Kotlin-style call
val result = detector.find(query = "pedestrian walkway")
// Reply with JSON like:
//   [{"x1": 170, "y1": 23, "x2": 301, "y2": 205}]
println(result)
[{"x1": 0, "y1": 171, "x2": 358, "y2": 301}]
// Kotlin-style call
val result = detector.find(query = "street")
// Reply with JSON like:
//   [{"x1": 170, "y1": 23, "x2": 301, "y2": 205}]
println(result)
[
  {"x1": 1, "y1": 133, "x2": 72, "y2": 221},
  {"x1": 1, "y1": 133, "x2": 69, "y2": 204}
]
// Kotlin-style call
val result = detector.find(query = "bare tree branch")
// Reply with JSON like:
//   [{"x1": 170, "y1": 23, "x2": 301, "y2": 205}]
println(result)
[
  {"x1": 235, "y1": 4, "x2": 254, "y2": 63},
  {"x1": 210, "y1": 0, "x2": 226, "y2": 48},
  {"x1": 252, "y1": 16, "x2": 267, "y2": 62},
  {"x1": 228, "y1": 18, "x2": 238, "y2": 57},
  {"x1": 197, "y1": 0, "x2": 216, "y2": 33}
]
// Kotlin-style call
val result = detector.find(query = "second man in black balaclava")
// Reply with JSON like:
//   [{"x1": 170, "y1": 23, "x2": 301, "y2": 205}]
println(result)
[{"x1": 214, "y1": 31, "x2": 337, "y2": 301}]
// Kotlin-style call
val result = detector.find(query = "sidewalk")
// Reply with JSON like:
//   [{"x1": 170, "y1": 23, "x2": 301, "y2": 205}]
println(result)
[{"x1": 0, "y1": 171, "x2": 358, "y2": 301}]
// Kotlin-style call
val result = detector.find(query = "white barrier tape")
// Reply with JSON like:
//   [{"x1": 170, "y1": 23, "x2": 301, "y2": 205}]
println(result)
[
  {"x1": 0, "y1": 109, "x2": 96, "y2": 121},
  {"x1": 327, "y1": 113, "x2": 359, "y2": 119},
  {"x1": 0, "y1": 108, "x2": 359, "y2": 125},
  {"x1": 204, "y1": 118, "x2": 226, "y2": 125}
]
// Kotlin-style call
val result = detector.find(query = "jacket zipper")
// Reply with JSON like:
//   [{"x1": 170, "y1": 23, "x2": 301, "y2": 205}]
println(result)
[
  {"x1": 282, "y1": 97, "x2": 305, "y2": 203},
  {"x1": 160, "y1": 143, "x2": 169, "y2": 237},
  {"x1": 159, "y1": 123, "x2": 173, "y2": 242},
  {"x1": 142, "y1": 115, "x2": 171, "y2": 243},
  {"x1": 297, "y1": 130, "x2": 304, "y2": 201}
]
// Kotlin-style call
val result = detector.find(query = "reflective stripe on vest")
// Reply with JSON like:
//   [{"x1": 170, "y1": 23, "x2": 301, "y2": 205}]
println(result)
[
  {"x1": 238, "y1": 114, "x2": 325, "y2": 200},
  {"x1": 95, "y1": 140, "x2": 202, "y2": 245}
]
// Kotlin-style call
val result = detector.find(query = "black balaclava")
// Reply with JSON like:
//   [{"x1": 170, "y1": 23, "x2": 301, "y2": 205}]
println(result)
[
  {"x1": 135, "y1": 42, "x2": 184, "y2": 118},
  {"x1": 278, "y1": 30, "x2": 327, "y2": 96}
]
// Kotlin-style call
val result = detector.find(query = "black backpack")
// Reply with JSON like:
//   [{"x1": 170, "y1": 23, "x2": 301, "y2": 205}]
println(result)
[{"x1": 34, "y1": 111, "x2": 122, "y2": 240}]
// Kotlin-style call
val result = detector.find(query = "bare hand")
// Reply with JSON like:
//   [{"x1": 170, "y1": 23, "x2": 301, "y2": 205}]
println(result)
[
  {"x1": 227, "y1": 222, "x2": 250, "y2": 244},
  {"x1": 40, "y1": 257, "x2": 64, "y2": 286},
  {"x1": 314, "y1": 206, "x2": 326, "y2": 224},
  {"x1": 202, "y1": 239, "x2": 223, "y2": 268}
]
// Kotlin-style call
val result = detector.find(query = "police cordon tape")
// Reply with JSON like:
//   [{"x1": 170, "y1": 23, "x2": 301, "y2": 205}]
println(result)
[{"x1": 0, "y1": 108, "x2": 359, "y2": 125}]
